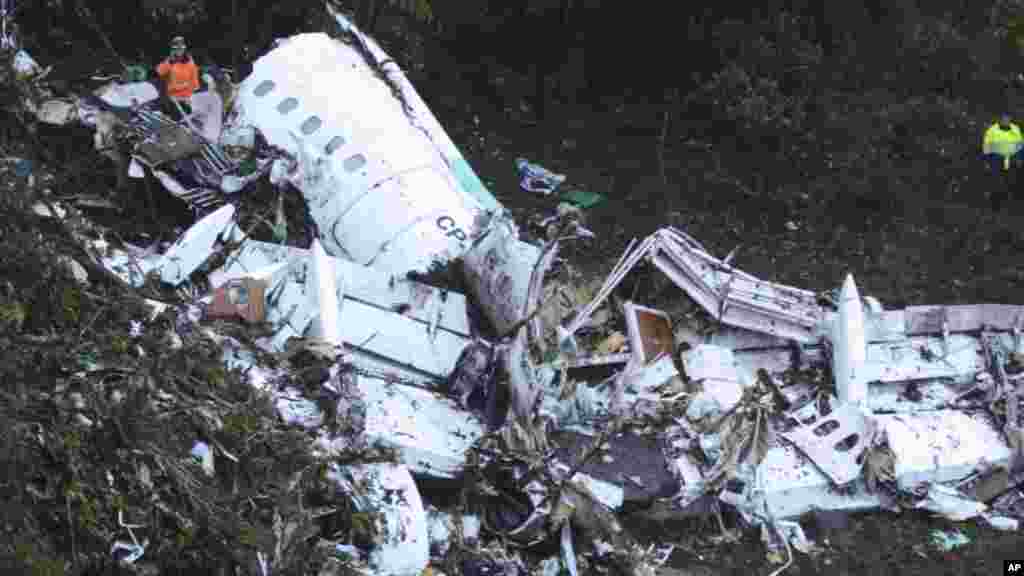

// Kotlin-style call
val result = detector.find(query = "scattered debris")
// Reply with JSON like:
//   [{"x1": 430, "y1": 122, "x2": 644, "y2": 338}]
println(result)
[
  {"x1": 2, "y1": 3, "x2": 1023, "y2": 575},
  {"x1": 515, "y1": 157, "x2": 567, "y2": 195},
  {"x1": 929, "y1": 529, "x2": 971, "y2": 552}
]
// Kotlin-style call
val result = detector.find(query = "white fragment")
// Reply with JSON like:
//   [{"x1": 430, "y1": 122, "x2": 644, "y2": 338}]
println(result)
[{"x1": 190, "y1": 442, "x2": 215, "y2": 477}]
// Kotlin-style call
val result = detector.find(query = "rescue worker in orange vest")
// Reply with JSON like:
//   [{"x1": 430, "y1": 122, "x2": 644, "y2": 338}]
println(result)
[{"x1": 156, "y1": 36, "x2": 199, "y2": 120}]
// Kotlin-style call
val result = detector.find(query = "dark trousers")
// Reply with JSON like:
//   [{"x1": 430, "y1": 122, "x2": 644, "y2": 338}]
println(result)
[
  {"x1": 983, "y1": 153, "x2": 1020, "y2": 210},
  {"x1": 983, "y1": 151, "x2": 1024, "y2": 172}
]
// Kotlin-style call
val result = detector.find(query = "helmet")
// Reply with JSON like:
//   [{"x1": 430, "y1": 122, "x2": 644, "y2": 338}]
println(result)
[{"x1": 170, "y1": 36, "x2": 186, "y2": 50}]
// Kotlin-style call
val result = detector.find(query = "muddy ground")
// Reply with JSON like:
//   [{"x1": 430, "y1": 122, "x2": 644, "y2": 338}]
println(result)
[{"x1": 406, "y1": 29, "x2": 1024, "y2": 576}]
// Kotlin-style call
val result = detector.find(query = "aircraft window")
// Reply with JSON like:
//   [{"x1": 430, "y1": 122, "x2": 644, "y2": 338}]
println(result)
[
  {"x1": 326, "y1": 135, "x2": 345, "y2": 154},
  {"x1": 253, "y1": 80, "x2": 275, "y2": 97},
  {"x1": 276, "y1": 98, "x2": 298, "y2": 114},
  {"x1": 343, "y1": 154, "x2": 366, "y2": 172},
  {"x1": 300, "y1": 116, "x2": 322, "y2": 135}
]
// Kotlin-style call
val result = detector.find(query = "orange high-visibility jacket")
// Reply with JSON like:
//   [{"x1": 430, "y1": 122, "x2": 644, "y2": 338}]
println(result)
[{"x1": 157, "y1": 57, "x2": 199, "y2": 99}]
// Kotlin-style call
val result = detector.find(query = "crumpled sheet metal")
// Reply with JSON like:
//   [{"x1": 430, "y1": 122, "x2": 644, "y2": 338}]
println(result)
[
  {"x1": 622, "y1": 354, "x2": 678, "y2": 395},
  {"x1": 327, "y1": 463, "x2": 429, "y2": 576},
  {"x1": 751, "y1": 444, "x2": 885, "y2": 520},
  {"x1": 233, "y1": 31, "x2": 486, "y2": 275},
  {"x1": 158, "y1": 204, "x2": 239, "y2": 286},
  {"x1": 315, "y1": 373, "x2": 484, "y2": 479},
  {"x1": 189, "y1": 90, "x2": 224, "y2": 142},
  {"x1": 645, "y1": 227, "x2": 825, "y2": 343},
  {"x1": 95, "y1": 81, "x2": 159, "y2": 108},
  {"x1": 862, "y1": 334, "x2": 982, "y2": 385},
  {"x1": 913, "y1": 484, "x2": 987, "y2": 521},
  {"x1": 211, "y1": 240, "x2": 471, "y2": 337},
  {"x1": 905, "y1": 304, "x2": 1024, "y2": 335},
  {"x1": 882, "y1": 411, "x2": 1012, "y2": 489},
  {"x1": 462, "y1": 218, "x2": 544, "y2": 336},
  {"x1": 257, "y1": 264, "x2": 469, "y2": 377},
  {"x1": 209, "y1": 239, "x2": 471, "y2": 377},
  {"x1": 36, "y1": 98, "x2": 79, "y2": 125},
  {"x1": 752, "y1": 409, "x2": 1010, "y2": 519},
  {"x1": 463, "y1": 218, "x2": 550, "y2": 422}
]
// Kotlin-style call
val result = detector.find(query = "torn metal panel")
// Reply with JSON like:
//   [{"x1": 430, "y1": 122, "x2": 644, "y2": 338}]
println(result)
[
  {"x1": 645, "y1": 228, "x2": 825, "y2": 342},
  {"x1": 622, "y1": 355, "x2": 678, "y2": 394},
  {"x1": 95, "y1": 81, "x2": 159, "y2": 108},
  {"x1": 234, "y1": 32, "x2": 487, "y2": 275},
  {"x1": 158, "y1": 204, "x2": 237, "y2": 286},
  {"x1": 462, "y1": 218, "x2": 545, "y2": 335},
  {"x1": 623, "y1": 301, "x2": 674, "y2": 364},
  {"x1": 913, "y1": 484, "x2": 987, "y2": 521},
  {"x1": 327, "y1": 463, "x2": 429, "y2": 576},
  {"x1": 781, "y1": 403, "x2": 876, "y2": 486},
  {"x1": 339, "y1": 299, "x2": 468, "y2": 377},
  {"x1": 210, "y1": 240, "x2": 471, "y2": 337},
  {"x1": 862, "y1": 335, "x2": 982, "y2": 384},
  {"x1": 867, "y1": 379, "x2": 970, "y2": 413},
  {"x1": 189, "y1": 90, "x2": 224, "y2": 142},
  {"x1": 316, "y1": 374, "x2": 484, "y2": 478},
  {"x1": 905, "y1": 304, "x2": 1024, "y2": 335},
  {"x1": 462, "y1": 218, "x2": 551, "y2": 423},
  {"x1": 757, "y1": 444, "x2": 884, "y2": 519},
  {"x1": 36, "y1": 99, "x2": 78, "y2": 125},
  {"x1": 746, "y1": 409, "x2": 1012, "y2": 520},
  {"x1": 134, "y1": 123, "x2": 205, "y2": 166},
  {"x1": 864, "y1": 309, "x2": 907, "y2": 343},
  {"x1": 250, "y1": 256, "x2": 468, "y2": 377},
  {"x1": 880, "y1": 411, "x2": 1012, "y2": 488}
]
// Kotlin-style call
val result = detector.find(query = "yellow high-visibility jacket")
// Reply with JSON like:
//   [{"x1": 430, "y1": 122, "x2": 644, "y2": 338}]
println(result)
[{"x1": 983, "y1": 122, "x2": 1023, "y2": 170}]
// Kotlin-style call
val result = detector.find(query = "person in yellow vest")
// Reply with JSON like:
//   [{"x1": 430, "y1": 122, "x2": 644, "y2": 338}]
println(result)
[
  {"x1": 156, "y1": 36, "x2": 199, "y2": 120},
  {"x1": 983, "y1": 114, "x2": 1024, "y2": 172}
]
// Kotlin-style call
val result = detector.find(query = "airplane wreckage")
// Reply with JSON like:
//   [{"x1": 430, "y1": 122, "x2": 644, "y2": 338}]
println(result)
[{"x1": 5, "y1": 4, "x2": 1024, "y2": 575}]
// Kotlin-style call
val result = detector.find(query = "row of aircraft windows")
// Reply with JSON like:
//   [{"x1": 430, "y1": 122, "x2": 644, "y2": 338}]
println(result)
[{"x1": 252, "y1": 80, "x2": 366, "y2": 172}]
